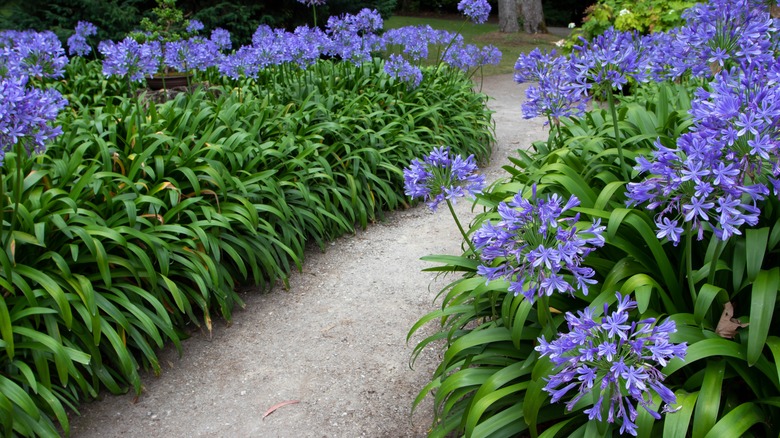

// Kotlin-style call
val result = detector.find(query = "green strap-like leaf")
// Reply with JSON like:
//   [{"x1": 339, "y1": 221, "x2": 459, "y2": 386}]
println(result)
[
  {"x1": 693, "y1": 284, "x2": 727, "y2": 326},
  {"x1": 747, "y1": 268, "x2": 779, "y2": 366},
  {"x1": 0, "y1": 297, "x2": 13, "y2": 360},
  {"x1": 702, "y1": 402, "x2": 765, "y2": 438},
  {"x1": 663, "y1": 390, "x2": 698, "y2": 438},
  {"x1": 13, "y1": 265, "x2": 72, "y2": 329},
  {"x1": 692, "y1": 359, "x2": 724, "y2": 438},
  {"x1": 745, "y1": 228, "x2": 770, "y2": 283}
]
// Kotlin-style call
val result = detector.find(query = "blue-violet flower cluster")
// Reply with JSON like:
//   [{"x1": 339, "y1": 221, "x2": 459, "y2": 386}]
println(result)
[
  {"x1": 514, "y1": 48, "x2": 588, "y2": 122},
  {"x1": 627, "y1": 64, "x2": 780, "y2": 242},
  {"x1": 457, "y1": 0, "x2": 491, "y2": 24},
  {"x1": 0, "y1": 76, "x2": 67, "y2": 167},
  {"x1": 67, "y1": 21, "x2": 98, "y2": 57},
  {"x1": 472, "y1": 187, "x2": 604, "y2": 303},
  {"x1": 403, "y1": 146, "x2": 485, "y2": 211},
  {"x1": 536, "y1": 292, "x2": 686, "y2": 436}
]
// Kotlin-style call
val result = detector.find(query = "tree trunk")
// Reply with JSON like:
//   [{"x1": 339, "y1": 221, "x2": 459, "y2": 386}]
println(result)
[
  {"x1": 498, "y1": 0, "x2": 519, "y2": 33},
  {"x1": 520, "y1": 0, "x2": 546, "y2": 34}
]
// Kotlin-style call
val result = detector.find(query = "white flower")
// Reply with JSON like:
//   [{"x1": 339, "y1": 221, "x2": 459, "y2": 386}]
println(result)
[
  {"x1": 555, "y1": 39, "x2": 566, "y2": 47},
  {"x1": 567, "y1": 22, "x2": 576, "y2": 29},
  {"x1": 619, "y1": 8, "x2": 631, "y2": 16}
]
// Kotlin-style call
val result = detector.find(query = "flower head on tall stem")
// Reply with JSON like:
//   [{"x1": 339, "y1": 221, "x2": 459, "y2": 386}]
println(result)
[
  {"x1": 0, "y1": 76, "x2": 67, "y2": 166},
  {"x1": 457, "y1": 0, "x2": 491, "y2": 24},
  {"x1": 536, "y1": 292, "x2": 687, "y2": 436},
  {"x1": 514, "y1": 48, "x2": 589, "y2": 124},
  {"x1": 67, "y1": 21, "x2": 98, "y2": 57},
  {"x1": 472, "y1": 186, "x2": 605, "y2": 303},
  {"x1": 403, "y1": 146, "x2": 485, "y2": 212}
]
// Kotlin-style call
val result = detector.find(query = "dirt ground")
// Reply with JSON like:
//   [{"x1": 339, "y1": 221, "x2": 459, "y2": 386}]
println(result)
[{"x1": 67, "y1": 74, "x2": 547, "y2": 437}]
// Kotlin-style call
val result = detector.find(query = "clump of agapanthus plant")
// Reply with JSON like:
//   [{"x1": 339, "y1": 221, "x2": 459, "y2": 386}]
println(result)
[
  {"x1": 472, "y1": 186, "x2": 604, "y2": 304},
  {"x1": 67, "y1": 21, "x2": 98, "y2": 57},
  {"x1": 404, "y1": 146, "x2": 485, "y2": 251},
  {"x1": 536, "y1": 292, "x2": 687, "y2": 436}
]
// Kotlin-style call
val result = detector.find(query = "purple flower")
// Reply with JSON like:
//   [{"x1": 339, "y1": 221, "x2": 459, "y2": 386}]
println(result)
[
  {"x1": 384, "y1": 54, "x2": 422, "y2": 88},
  {"x1": 457, "y1": 0, "x2": 491, "y2": 24},
  {"x1": 67, "y1": 21, "x2": 98, "y2": 57},
  {"x1": 297, "y1": 0, "x2": 326, "y2": 6},
  {"x1": 403, "y1": 146, "x2": 485, "y2": 211},
  {"x1": 0, "y1": 30, "x2": 68, "y2": 79},
  {"x1": 472, "y1": 186, "x2": 604, "y2": 303},
  {"x1": 668, "y1": 0, "x2": 776, "y2": 79},
  {"x1": 98, "y1": 37, "x2": 159, "y2": 82},
  {"x1": 569, "y1": 28, "x2": 649, "y2": 96},
  {"x1": 210, "y1": 28, "x2": 232, "y2": 51},
  {"x1": 536, "y1": 292, "x2": 686, "y2": 435},
  {"x1": 514, "y1": 48, "x2": 588, "y2": 123},
  {"x1": 627, "y1": 63, "x2": 780, "y2": 241},
  {"x1": 0, "y1": 76, "x2": 67, "y2": 167},
  {"x1": 186, "y1": 19, "x2": 204, "y2": 34}
]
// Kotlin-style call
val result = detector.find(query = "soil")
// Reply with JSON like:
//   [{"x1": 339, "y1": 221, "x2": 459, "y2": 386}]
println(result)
[{"x1": 67, "y1": 74, "x2": 547, "y2": 437}]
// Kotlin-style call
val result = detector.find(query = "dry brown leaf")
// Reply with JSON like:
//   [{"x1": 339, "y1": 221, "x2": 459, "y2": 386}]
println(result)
[
  {"x1": 262, "y1": 400, "x2": 300, "y2": 420},
  {"x1": 715, "y1": 301, "x2": 749, "y2": 339}
]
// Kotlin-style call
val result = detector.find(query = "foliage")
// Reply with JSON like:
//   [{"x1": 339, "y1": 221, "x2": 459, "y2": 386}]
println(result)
[
  {"x1": 409, "y1": 0, "x2": 780, "y2": 436},
  {"x1": 0, "y1": 34, "x2": 494, "y2": 438},
  {"x1": 0, "y1": 0, "x2": 144, "y2": 44}
]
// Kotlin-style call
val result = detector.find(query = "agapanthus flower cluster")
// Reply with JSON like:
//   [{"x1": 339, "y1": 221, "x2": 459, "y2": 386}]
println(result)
[
  {"x1": 67, "y1": 21, "x2": 98, "y2": 57},
  {"x1": 627, "y1": 64, "x2": 780, "y2": 242},
  {"x1": 0, "y1": 30, "x2": 68, "y2": 79},
  {"x1": 472, "y1": 187, "x2": 604, "y2": 303},
  {"x1": 403, "y1": 146, "x2": 485, "y2": 211},
  {"x1": 569, "y1": 28, "x2": 649, "y2": 96},
  {"x1": 384, "y1": 54, "x2": 423, "y2": 88},
  {"x1": 457, "y1": 0, "x2": 491, "y2": 24},
  {"x1": 98, "y1": 37, "x2": 159, "y2": 82},
  {"x1": 514, "y1": 48, "x2": 589, "y2": 122},
  {"x1": 669, "y1": 0, "x2": 776, "y2": 79},
  {"x1": 210, "y1": 28, "x2": 232, "y2": 51},
  {"x1": 536, "y1": 292, "x2": 686, "y2": 436},
  {"x1": 325, "y1": 9, "x2": 384, "y2": 64},
  {"x1": 382, "y1": 26, "x2": 439, "y2": 61},
  {"x1": 185, "y1": 19, "x2": 204, "y2": 34},
  {"x1": 0, "y1": 76, "x2": 67, "y2": 167},
  {"x1": 297, "y1": 0, "x2": 326, "y2": 5},
  {"x1": 442, "y1": 41, "x2": 501, "y2": 71}
]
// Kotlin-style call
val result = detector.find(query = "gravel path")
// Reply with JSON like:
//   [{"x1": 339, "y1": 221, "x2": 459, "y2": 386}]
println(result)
[{"x1": 68, "y1": 74, "x2": 547, "y2": 438}]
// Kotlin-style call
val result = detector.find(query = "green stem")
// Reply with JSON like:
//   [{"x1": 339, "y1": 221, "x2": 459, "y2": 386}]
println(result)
[
  {"x1": 5, "y1": 140, "x2": 25, "y2": 252},
  {"x1": 685, "y1": 223, "x2": 696, "y2": 303},
  {"x1": 0, "y1": 170, "x2": 5, "y2": 250},
  {"x1": 432, "y1": 19, "x2": 468, "y2": 78},
  {"x1": 446, "y1": 199, "x2": 476, "y2": 255},
  {"x1": 537, "y1": 294, "x2": 555, "y2": 339},
  {"x1": 708, "y1": 237, "x2": 725, "y2": 286},
  {"x1": 607, "y1": 88, "x2": 629, "y2": 181}
]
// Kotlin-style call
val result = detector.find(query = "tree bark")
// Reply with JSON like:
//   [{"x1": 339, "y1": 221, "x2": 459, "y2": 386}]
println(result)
[
  {"x1": 520, "y1": 0, "x2": 546, "y2": 34},
  {"x1": 498, "y1": 0, "x2": 519, "y2": 33}
]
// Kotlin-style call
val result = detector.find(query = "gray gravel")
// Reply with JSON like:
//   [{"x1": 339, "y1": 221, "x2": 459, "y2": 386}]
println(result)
[{"x1": 68, "y1": 74, "x2": 547, "y2": 438}]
